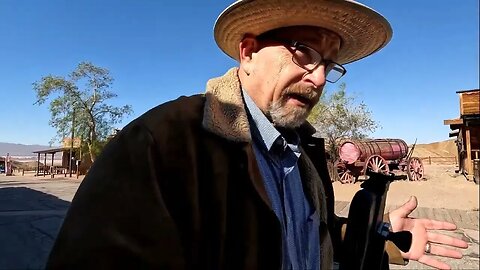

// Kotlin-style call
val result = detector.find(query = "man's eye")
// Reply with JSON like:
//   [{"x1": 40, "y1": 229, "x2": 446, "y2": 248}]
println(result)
[
  {"x1": 325, "y1": 63, "x2": 334, "y2": 72},
  {"x1": 295, "y1": 46, "x2": 313, "y2": 64}
]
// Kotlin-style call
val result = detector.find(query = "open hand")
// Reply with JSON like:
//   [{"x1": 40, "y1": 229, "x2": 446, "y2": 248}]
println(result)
[{"x1": 388, "y1": 196, "x2": 469, "y2": 270}]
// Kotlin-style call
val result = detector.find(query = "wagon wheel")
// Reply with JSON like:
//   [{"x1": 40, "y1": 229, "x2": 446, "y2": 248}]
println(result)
[
  {"x1": 335, "y1": 161, "x2": 356, "y2": 184},
  {"x1": 407, "y1": 157, "x2": 424, "y2": 181},
  {"x1": 364, "y1": 155, "x2": 390, "y2": 176}
]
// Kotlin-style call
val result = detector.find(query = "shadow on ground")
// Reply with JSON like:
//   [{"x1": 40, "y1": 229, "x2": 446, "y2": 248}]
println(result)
[{"x1": 0, "y1": 187, "x2": 70, "y2": 270}]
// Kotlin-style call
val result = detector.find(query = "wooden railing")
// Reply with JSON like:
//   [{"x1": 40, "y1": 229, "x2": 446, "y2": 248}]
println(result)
[{"x1": 420, "y1": 156, "x2": 457, "y2": 165}]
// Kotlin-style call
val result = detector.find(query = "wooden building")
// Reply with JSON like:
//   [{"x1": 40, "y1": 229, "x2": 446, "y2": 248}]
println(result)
[
  {"x1": 33, "y1": 147, "x2": 79, "y2": 178},
  {"x1": 444, "y1": 89, "x2": 480, "y2": 180}
]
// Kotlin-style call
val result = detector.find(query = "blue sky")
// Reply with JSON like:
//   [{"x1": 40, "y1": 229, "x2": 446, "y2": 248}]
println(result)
[{"x1": 0, "y1": 0, "x2": 478, "y2": 146}]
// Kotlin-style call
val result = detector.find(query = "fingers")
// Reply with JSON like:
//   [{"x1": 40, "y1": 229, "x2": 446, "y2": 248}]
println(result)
[
  {"x1": 430, "y1": 244, "x2": 464, "y2": 258},
  {"x1": 418, "y1": 255, "x2": 451, "y2": 270},
  {"x1": 391, "y1": 196, "x2": 418, "y2": 218},
  {"x1": 417, "y1": 244, "x2": 464, "y2": 270},
  {"x1": 422, "y1": 219, "x2": 457, "y2": 230},
  {"x1": 415, "y1": 235, "x2": 469, "y2": 270},
  {"x1": 428, "y1": 232, "x2": 469, "y2": 249}
]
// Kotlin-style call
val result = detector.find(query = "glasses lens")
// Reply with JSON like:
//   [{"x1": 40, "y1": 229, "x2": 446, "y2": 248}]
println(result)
[
  {"x1": 289, "y1": 41, "x2": 346, "y2": 83},
  {"x1": 326, "y1": 63, "x2": 345, "y2": 83},
  {"x1": 292, "y1": 44, "x2": 321, "y2": 71}
]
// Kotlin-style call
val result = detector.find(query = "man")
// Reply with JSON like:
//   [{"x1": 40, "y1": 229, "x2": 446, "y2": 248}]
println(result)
[{"x1": 47, "y1": 0, "x2": 468, "y2": 269}]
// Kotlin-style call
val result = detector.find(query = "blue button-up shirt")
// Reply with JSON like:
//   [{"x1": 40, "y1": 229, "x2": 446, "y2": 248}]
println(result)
[{"x1": 243, "y1": 90, "x2": 320, "y2": 270}]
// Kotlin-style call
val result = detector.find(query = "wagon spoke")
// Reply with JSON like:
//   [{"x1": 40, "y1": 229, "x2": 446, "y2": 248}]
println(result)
[
  {"x1": 376, "y1": 158, "x2": 383, "y2": 169},
  {"x1": 364, "y1": 155, "x2": 389, "y2": 176},
  {"x1": 378, "y1": 160, "x2": 386, "y2": 170},
  {"x1": 335, "y1": 161, "x2": 356, "y2": 184},
  {"x1": 409, "y1": 167, "x2": 418, "y2": 181}
]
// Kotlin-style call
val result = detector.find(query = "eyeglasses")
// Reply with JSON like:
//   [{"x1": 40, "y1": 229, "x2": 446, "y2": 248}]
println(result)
[{"x1": 278, "y1": 40, "x2": 347, "y2": 83}]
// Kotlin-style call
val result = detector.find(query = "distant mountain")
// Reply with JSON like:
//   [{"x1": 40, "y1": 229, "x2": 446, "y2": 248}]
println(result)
[{"x1": 0, "y1": 142, "x2": 58, "y2": 157}]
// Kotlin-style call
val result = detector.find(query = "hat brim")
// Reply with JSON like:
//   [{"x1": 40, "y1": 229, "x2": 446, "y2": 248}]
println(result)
[{"x1": 214, "y1": 0, "x2": 392, "y2": 65}]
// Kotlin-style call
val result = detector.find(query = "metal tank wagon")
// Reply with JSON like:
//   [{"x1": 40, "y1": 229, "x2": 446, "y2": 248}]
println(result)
[{"x1": 334, "y1": 139, "x2": 424, "y2": 183}]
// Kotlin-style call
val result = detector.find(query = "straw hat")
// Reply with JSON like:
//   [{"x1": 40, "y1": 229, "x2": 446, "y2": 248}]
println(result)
[{"x1": 214, "y1": 0, "x2": 392, "y2": 64}]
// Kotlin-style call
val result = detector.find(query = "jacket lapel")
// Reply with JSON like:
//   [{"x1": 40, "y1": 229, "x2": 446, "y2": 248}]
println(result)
[
  {"x1": 202, "y1": 67, "x2": 251, "y2": 142},
  {"x1": 202, "y1": 68, "x2": 272, "y2": 207},
  {"x1": 298, "y1": 149, "x2": 328, "y2": 222},
  {"x1": 201, "y1": 67, "x2": 325, "y2": 217}
]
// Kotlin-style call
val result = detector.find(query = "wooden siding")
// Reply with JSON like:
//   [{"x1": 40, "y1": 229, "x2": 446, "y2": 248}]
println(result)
[{"x1": 460, "y1": 90, "x2": 480, "y2": 116}]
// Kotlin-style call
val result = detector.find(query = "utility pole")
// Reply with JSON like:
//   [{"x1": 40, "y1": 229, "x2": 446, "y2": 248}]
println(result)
[{"x1": 69, "y1": 107, "x2": 75, "y2": 177}]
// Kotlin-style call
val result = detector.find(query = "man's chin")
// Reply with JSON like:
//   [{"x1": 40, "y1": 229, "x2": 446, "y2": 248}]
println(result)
[{"x1": 271, "y1": 109, "x2": 309, "y2": 129}]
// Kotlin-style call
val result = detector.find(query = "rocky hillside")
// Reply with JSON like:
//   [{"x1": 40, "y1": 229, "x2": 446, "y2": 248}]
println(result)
[
  {"x1": 413, "y1": 139, "x2": 458, "y2": 165},
  {"x1": 413, "y1": 139, "x2": 457, "y2": 158}
]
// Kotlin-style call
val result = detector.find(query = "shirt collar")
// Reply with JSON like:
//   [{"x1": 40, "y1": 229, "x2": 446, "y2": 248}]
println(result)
[{"x1": 242, "y1": 89, "x2": 300, "y2": 155}]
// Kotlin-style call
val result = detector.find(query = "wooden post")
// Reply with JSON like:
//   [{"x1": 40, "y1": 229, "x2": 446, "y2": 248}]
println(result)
[
  {"x1": 69, "y1": 108, "x2": 75, "y2": 178},
  {"x1": 428, "y1": 156, "x2": 432, "y2": 165},
  {"x1": 76, "y1": 160, "x2": 80, "y2": 179},
  {"x1": 43, "y1": 153, "x2": 47, "y2": 177},
  {"x1": 51, "y1": 153, "x2": 55, "y2": 178},
  {"x1": 466, "y1": 128, "x2": 472, "y2": 176},
  {"x1": 474, "y1": 159, "x2": 480, "y2": 185},
  {"x1": 36, "y1": 153, "x2": 40, "y2": 177}
]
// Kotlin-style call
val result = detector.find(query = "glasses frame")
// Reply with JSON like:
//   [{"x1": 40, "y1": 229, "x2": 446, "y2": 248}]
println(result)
[{"x1": 274, "y1": 39, "x2": 347, "y2": 83}]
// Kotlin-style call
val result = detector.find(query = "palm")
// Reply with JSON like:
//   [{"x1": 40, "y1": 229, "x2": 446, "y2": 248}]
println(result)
[{"x1": 388, "y1": 196, "x2": 468, "y2": 270}]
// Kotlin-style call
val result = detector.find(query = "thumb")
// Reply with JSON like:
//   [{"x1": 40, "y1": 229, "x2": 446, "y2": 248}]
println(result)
[{"x1": 392, "y1": 196, "x2": 418, "y2": 218}]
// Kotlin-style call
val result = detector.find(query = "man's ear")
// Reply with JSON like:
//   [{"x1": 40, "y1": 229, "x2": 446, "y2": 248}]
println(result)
[{"x1": 238, "y1": 35, "x2": 259, "y2": 76}]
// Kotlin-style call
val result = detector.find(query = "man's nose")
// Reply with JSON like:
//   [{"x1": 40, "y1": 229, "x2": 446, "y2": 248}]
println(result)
[{"x1": 305, "y1": 65, "x2": 327, "y2": 88}]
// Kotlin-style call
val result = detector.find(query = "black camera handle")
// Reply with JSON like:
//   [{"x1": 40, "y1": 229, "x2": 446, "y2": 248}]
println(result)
[{"x1": 339, "y1": 170, "x2": 412, "y2": 270}]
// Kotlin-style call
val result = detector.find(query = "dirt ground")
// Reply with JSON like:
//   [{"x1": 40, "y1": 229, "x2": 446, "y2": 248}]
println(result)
[{"x1": 333, "y1": 164, "x2": 480, "y2": 211}]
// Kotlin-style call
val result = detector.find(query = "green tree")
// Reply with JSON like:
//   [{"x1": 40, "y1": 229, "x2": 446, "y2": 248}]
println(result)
[
  {"x1": 33, "y1": 61, "x2": 133, "y2": 162},
  {"x1": 308, "y1": 82, "x2": 379, "y2": 161}
]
